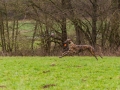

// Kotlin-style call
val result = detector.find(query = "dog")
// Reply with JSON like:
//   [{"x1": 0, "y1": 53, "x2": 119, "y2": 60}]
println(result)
[{"x1": 59, "y1": 39, "x2": 103, "y2": 60}]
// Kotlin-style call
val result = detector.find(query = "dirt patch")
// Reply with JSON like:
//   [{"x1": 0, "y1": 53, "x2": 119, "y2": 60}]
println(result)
[
  {"x1": 73, "y1": 65, "x2": 81, "y2": 68},
  {"x1": 43, "y1": 70, "x2": 50, "y2": 73},
  {"x1": 43, "y1": 84, "x2": 56, "y2": 88},
  {"x1": 0, "y1": 85, "x2": 6, "y2": 88},
  {"x1": 50, "y1": 63, "x2": 56, "y2": 66}
]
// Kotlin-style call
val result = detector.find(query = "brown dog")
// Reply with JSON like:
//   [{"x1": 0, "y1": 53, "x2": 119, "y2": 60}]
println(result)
[{"x1": 60, "y1": 39, "x2": 103, "y2": 60}]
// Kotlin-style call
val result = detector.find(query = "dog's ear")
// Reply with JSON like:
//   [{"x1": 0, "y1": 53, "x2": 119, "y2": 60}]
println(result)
[
  {"x1": 69, "y1": 41, "x2": 72, "y2": 44},
  {"x1": 64, "y1": 38, "x2": 72, "y2": 44},
  {"x1": 67, "y1": 39, "x2": 71, "y2": 41},
  {"x1": 68, "y1": 39, "x2": 72, "y2": 42}
]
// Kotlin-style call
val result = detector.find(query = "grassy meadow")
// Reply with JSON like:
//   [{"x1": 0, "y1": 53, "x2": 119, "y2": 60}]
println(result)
[{"x1": 0, "y1": 56, "x2": 120, "y2": 90}]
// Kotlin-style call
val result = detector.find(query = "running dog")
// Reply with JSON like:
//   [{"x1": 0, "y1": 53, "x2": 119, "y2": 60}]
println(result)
[{"x1": 60, "y1": 39, "x2": 103, "y2": 60}]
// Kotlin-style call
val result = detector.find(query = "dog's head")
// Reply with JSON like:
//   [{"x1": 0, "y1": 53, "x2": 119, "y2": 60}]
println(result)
[{"x1": 62, "y1": 39, "x2": 71, "y2": 51}]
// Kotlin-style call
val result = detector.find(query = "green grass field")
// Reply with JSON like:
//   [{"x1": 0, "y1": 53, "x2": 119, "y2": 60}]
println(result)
[{"x1": 0, "y1": 56, "x2": 120, "y2": 90}]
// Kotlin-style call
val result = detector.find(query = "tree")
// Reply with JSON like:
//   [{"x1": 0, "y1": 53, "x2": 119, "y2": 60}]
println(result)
[{"x1": 0, "y1": 7, "x2": 6, "y2": 54}]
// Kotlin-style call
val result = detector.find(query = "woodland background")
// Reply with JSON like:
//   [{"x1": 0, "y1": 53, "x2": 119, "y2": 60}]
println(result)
[{"x1": 0, "y1": 0, "x2": 120, "y2": 56}]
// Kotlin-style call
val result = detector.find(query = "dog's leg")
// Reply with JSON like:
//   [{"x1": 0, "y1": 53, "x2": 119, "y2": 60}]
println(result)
[
  {"x1": 59, "y1": 49, "x2": 75, "y2": 58},
  {"x1": 59, "y1": 50, "x2": 70, "y2": 58},
  {"x1": 98, "y1": 54, "x2": 103, "y2": 59},
  {"x1": 88, "y1": 48, "x2": 98, "y2": 60}
]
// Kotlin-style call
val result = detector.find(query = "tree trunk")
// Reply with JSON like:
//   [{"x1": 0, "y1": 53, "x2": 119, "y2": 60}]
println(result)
[
  {"x1": 31, "y1": 21, "x2": 38, "y2": 55},
  {"x1": 61, "y1": 0, "x2": 67, "y2": 44},
  {"x1": 4, "y1": 2, "x2": 11, "y2": 52},
  {"x1": 14, "y1": 20, "x2": 19, "y2": 52},
  {"x1": 73, "y1": 20, "x2": 84, "y2": 44},
  {"x1": 64, "y1": 0, "x2": 84, "y2": 44},
  {"x1": 0, "y1": 10, "x2": 6, "y2": 53},
  {"x1": 91, "y1": 0, "x2": 97, "y2": 46}
]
